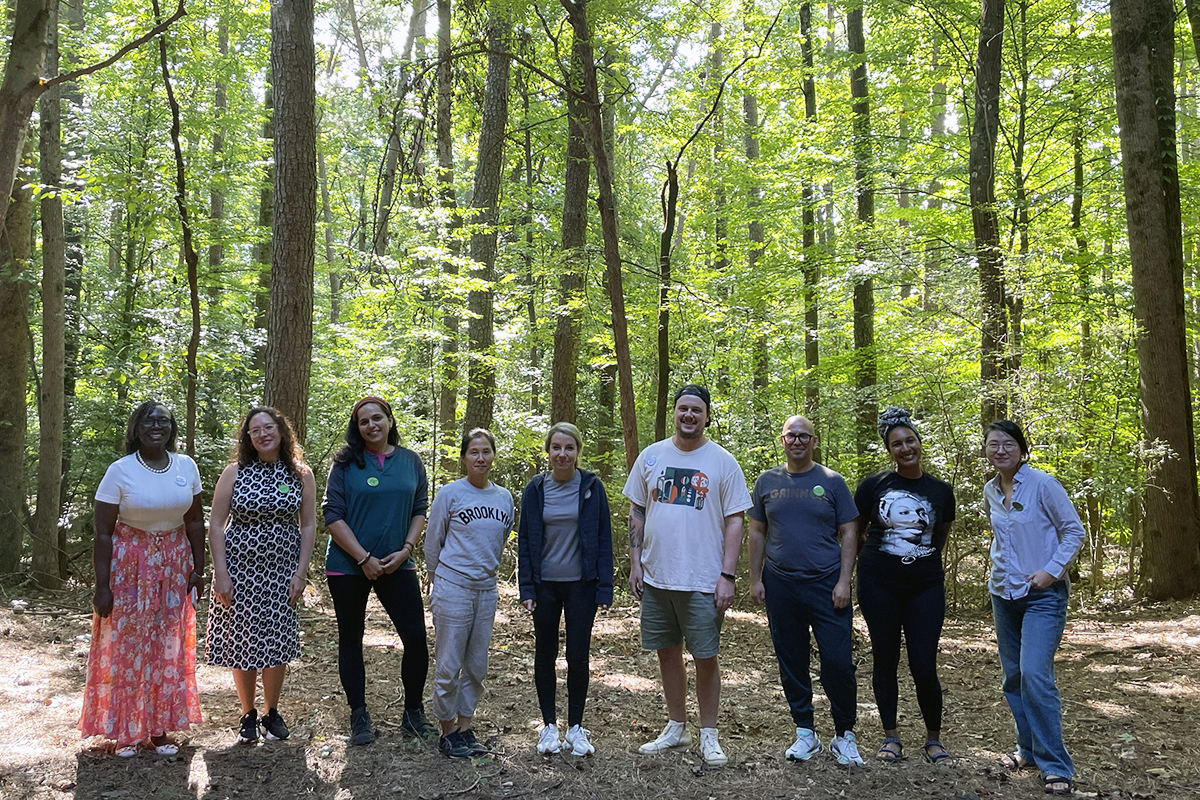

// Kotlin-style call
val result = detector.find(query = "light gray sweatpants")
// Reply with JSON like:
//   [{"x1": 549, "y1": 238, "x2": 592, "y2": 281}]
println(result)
[{"x1": 430, "y1": 577, "x2": 499, "y2": 722}]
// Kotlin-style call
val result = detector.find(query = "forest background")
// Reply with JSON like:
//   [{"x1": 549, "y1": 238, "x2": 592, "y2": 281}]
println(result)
[{"x1": 2, "y1": 0, "x2": 1200, "y2": 605}]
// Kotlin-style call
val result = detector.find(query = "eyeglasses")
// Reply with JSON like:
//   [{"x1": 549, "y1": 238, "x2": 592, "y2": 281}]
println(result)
[
  {"x1": 140, "y1": 416, "x2": 172, "y2": 428},
  {"x1": 783, "y1": 432, "x2": 814, "y2": 444},
  {"x1": 985, "y1": 441, "x2": 1020, "y2": 453},
  {"x1": 249, "y1": 424, "x2": 278, "y2": 437}
]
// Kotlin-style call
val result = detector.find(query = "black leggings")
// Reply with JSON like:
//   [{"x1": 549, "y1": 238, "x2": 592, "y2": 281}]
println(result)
[
  {"x1": 856, "y1": 573, "x2": 945, "y2": 732},
  {"x1": 531, "y1": 580, "x2": 598, "y2": 728},
  {"x1": 328, "y1": 569, "x2": 429, "y2": 711}
]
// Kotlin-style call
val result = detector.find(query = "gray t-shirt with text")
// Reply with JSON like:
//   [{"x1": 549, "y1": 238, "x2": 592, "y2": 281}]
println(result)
[{"x1": 749, "y1": 463, "x2": 858, "y2": 581}]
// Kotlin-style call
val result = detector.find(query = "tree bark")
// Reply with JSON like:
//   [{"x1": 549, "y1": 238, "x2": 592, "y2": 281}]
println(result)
[
  {"x1": 563, "y1": 0, "x2": 639, "y2": 470},
  {"x1": 0, "y1": 0, "x2": 52, "y2": 229},
  {"x1": 209, "y1": 20, "x2": 228, "y2": 300},
  {"x1": 550, "y1": 33, "x2": 590, "y2": 426},
  {"x1": 800, "y1": 3, "x2": 820, "y2": 429},
  {"x1": 971, "y1": 0, "x2": 1009, "y2": 424},
  {"x1": 848, "y1": 2, "x2": 876, "y2": 461},
  {"x1": 34, "y1": 0, "x2": 65, "y2": 588},
  {"x1": 1112, "y1": 0, "x2": 1200, "y2": 598},
  {"x1": 462, "y1": 15, "x2": 511, "y2": 434},
  {"x1": 436, "y1": 0, "x2": 460, "y2": 473},
  {"x1": 252, "y1": 77, "x2": 274, "y2": 371},
  {"x1": 153, "y1": 0, "x2": 200, "y2": 456},
  {"x1": 0, "y1": 161, "x2": 33, "y2": 574},
  {"x1": 264, "y1": 0, "x2": 316, "y2": 441}
]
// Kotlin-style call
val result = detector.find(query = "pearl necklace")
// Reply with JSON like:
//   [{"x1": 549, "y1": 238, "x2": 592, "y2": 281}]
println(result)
[{"x1": 136, "y1": 451, "x2": 172, "y2": 474}]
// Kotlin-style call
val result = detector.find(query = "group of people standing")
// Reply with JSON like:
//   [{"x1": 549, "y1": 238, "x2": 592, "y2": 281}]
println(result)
[{"x1": 79, "y1": 386, "x2": 1084, "y2": 796}]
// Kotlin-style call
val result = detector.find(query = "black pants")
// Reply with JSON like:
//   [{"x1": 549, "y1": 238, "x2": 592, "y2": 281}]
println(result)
[
  {"x1": 531, "y1": 579, "x2": 598, "y2": 727},
  {"x1": 328, "y1": 569, "x2": 429, "y2": 711},
  {"x1": 764, "y1": 568, "x2": 857, "y2": 735},
  {"x1": 856, "y1": 571, "x2": 945, "y2": 732}
]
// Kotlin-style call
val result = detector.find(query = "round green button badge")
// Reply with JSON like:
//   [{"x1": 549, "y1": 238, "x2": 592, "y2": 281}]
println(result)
[
  {"x1": 367, "y1": 477, "x2": 379, "y2": 487},
  {"x1": 278, "y1": 482, "x2": 291, "y2": 494},
  {"x1": 813, "y1": 485, "x2": 826, "y2": 497}
]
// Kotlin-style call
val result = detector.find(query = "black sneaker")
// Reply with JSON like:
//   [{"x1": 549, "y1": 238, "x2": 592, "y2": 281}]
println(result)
[
  {"x1": 349, "y1": 706, "x2": 376, "y2": 746},
  {"x1": 401, "y1": 707, "x2": 438, "y2": 740},
  {"x1": 261, "y1": 708, "x2": 290, "y2": 741},
  {"x1": 237, "y1": 709, "x2": 259, "y2": 744},
  {"x1": 460, "y1": 728, "x2": 489, "y2": 756},
  {"x1": 439, "y1": 730, "x2": 473, "y2": 759}
]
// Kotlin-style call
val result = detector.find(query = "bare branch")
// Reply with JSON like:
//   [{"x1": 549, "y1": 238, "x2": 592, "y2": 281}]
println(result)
[{"x1": 36, "y1": 0, "x2": 186, "y2": 94}]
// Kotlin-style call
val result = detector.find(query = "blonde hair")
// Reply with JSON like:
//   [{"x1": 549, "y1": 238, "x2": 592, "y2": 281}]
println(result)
[{"x1": 544, "y1": 421, "x2": 583, "y2": 453}]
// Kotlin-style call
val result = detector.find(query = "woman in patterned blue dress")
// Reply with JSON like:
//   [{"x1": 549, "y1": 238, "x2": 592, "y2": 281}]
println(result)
[{"x1": 207, "y1": 407, "x2": 317, "y2": 744}]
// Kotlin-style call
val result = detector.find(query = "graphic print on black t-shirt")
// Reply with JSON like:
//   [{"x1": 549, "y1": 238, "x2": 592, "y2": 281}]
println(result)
[
  {"x1": 876, "y1": 489, "x2": 937, "y2": 563},
  {"x1": 655, "y1": 467, "x2": 709, "y2": 510}
]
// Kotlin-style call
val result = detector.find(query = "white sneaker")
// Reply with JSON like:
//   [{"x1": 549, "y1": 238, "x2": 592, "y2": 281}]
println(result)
[
  {"x1": 536, "y1": 723, "x2": 560, "y2": 754},
  {"x1": 638, "y1": 720, "x2": 690, "y2": 754},
  {"x1": 699, "y1": 727, "x2": 728, "y2": 767},
  {"x1": 564, "y1": 724, "x2": 595, "y2": 756},
  {"x1": 786, "y1": 727, "x2": 822, "y2": 761},
  {"x1": 831, "y1": 731, "x2": 865, "y2": 766}
]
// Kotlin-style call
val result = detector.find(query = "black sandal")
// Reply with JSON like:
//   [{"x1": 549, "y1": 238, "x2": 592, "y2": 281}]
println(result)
[
  {"x1": 1043, "y1": 775, "x2": 1073, "y2": 796},
  {"x1": 1001, "y1": 751, "x2": 1030, "y2": 770},
  {"x1": 876, "y1": 737, "x2": 903, "y2": 762},
  {"x1": 923, "y1": 740, "x2": 953, "y2": 764}
]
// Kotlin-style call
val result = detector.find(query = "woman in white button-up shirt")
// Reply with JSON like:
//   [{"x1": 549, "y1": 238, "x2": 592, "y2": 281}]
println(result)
[{"x1": 983, "y1": 420, "x2": 1084, "y2": 797}]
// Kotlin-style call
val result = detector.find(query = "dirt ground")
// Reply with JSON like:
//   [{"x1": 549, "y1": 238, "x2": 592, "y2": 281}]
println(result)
[{"x1": 0, "y1": 580, "x2": 1197, "y2": 800}]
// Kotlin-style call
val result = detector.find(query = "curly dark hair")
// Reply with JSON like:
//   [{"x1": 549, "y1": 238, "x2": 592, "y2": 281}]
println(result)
[
  {"x1": 334, "y1": 397, "x2": 400, "y2": 468},
  {"x1": 236, "y1": 406, "x2": 305, "y2": 477},
  {"x1": 124, "y1": 400, "x2": 178, "y2": 454},
  {"x1": 878, "y1": 405, "x2": 920, "y2": 445}
]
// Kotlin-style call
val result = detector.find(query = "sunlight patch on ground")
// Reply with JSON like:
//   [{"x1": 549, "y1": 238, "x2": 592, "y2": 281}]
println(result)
[
  {"x1": 726, "y1": 609, "x2": 768, "y2": 627},
  {"x1": 1085, "y1": 662, "x2": 1144, "y2": 674},
  {"x1": 187, "y1": 750, "x2": 211, "y2": 797},
  {"x1": 1084, "y1": 699, "x2": 1134, "y2": 718},
  {"x1": 1114, "y1": 678, "x2": 1200, "y2": 699},
  {"x1": 595, "y1": 672, "x2": 657, "y2": 692}
]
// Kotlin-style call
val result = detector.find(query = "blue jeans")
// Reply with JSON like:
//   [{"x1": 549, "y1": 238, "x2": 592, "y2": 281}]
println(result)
[
  {"x1": 763, "y1": 568, "x2": 857, "y2": 735},
  {"x1": 991, "y1": 582, "x2": 1074, "y2": 779}
]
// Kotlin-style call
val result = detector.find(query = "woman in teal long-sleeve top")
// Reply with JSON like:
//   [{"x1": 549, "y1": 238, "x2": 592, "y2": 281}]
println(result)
[{"x1": 322, "y1": 396, "x2": 437, "y2": 746}]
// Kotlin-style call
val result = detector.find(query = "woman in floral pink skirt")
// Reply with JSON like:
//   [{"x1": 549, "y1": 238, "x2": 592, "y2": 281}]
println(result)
[{"x1": 80, "y1": 400, "x2": 207, "y2": 757}]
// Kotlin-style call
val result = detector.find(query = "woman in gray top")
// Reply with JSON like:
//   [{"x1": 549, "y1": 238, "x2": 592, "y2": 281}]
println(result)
[
  {"x1": 425, "y1": 428, "x2": 514, "y2": 759},
  {"x1": 517, "y1": 422, "x2": 614, "y2": 756}
]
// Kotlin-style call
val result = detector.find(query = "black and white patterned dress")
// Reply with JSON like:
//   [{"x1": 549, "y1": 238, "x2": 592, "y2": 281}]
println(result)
[{"x1": 206, "y1": 459, "x2": 303, "y2": 669}]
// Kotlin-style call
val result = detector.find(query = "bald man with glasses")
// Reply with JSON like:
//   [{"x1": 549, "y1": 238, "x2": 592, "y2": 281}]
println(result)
[{"x1": 748, "y1": 415, "x2": 864, "y2": 766}]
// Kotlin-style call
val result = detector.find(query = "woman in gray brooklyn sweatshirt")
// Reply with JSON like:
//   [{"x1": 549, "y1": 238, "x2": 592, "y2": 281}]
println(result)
[{"x1": 425, "y1": 428, "x2": 514, "y2": 759}]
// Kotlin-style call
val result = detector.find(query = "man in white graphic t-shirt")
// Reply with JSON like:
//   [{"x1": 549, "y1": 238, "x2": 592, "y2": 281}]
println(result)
[{"x1": 623, "y1": 384, "x2": 752, "y2": 767}]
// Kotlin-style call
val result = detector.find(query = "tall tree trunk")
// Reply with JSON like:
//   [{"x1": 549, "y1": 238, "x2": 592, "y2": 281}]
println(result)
[
  {"x1": 0, "y1": 161, "x2": 33, "y2": 574},
  {"x1": 209, "y1": 20, "x2": 227, "y2": 301},
  {"x1": 318, "y1": 150, "x2": 339, "y2": 321},
  {"x1": 1112, "y1": 0, "x2": 1200, "y2": 598},
  {"x1": 550, "y1": 33, "x2": 590, "y2": 425},
  {"x1": 59, "y1": 0, "x2": 84, "y2": 576},
  {"x1": 848, "y1": 2, "x2": 876, "y2": 461},
  {"x1": 656, "y1": 163, "x2": 677, "y2": 442},
  {"x1": 924, "y1": 36, "x2": 946, "y2": 312},
  {"x1": 518, "y1": 66, "x2": 541, "y2": 415},
  {"x1": 972, "y1": 0, "x2": 1009, "y2": 424},
  {"x1": 264, "y1": 0, "x2": 316, "y2": 442},
  {"x1": 462, "y1": 16, "x2": 511, "y2": 433},
  {"x1": 744, "y1": 85, "x2": 767, "y2": 421},
  {"x1": 154, "y1": 0, "x2": 201, "y2": 455},
  {"x1": 800, "y1": 3, "x2": 820, "y2": 427},
  {"x1": 34, "y1": 0, "x2": 65, "y2": 587},
  {"x1": 252, "y1": 78, "x2": 274, "y2": 371},
  {"x1": 436, "y1": 0, "x2": 460, "y2": 473},
  {"x1": 1007, "y1": 0, "x2": 1029, "y2": 380},
  {"x1": 0, "y1": 0, "x2": 52, "y2": 229},
  {"x1": 372, "y1": 0, "x2": 421, "y2": 258},
  {"x1": 563, "y1": 0, "x2": 639, "y2": 470}
]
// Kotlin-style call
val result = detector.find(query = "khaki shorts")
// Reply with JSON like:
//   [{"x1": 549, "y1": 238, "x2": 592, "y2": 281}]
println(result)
[{"x1": 640, "y1": 584, "x2": 723, "y2": 658}]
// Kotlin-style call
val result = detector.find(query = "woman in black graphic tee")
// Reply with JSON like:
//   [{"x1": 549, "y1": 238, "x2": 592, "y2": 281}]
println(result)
[{"x1": 855, "y1": 407, "x2": 956, "y2": 765}]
